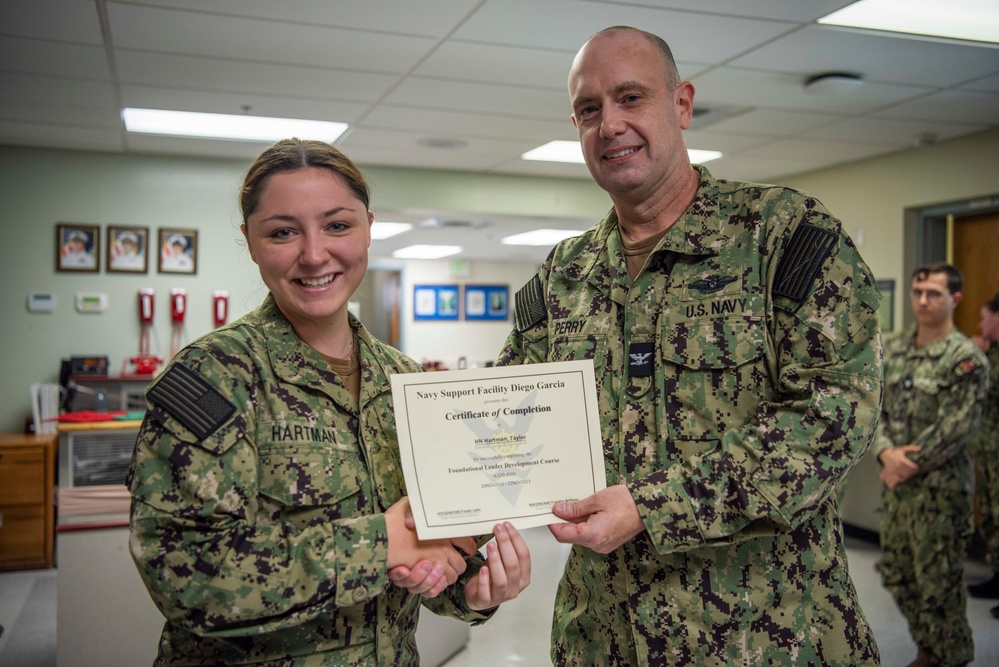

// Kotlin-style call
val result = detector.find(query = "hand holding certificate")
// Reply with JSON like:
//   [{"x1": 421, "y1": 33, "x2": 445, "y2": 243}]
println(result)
[{"x1": 391, "y1": 360, "x2": 606, "y2": 539}]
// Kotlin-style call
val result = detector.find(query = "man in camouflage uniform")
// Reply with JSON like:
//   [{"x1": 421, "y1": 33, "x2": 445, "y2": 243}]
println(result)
[
  {"x1": 873, "y1": 264, "x2": 989, "y2": 667},
  {"x1": 966, "y1": 295, "x2": 999, "y2": 615},
  {"x1": 498, "y1": 26, "x2": 883, "y2": 666},
  {"x1": 128, "y1": 295, "x2": 496, "y2": 666}
]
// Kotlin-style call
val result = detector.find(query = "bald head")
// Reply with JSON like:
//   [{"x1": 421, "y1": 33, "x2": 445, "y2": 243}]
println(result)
[{"x1": 570, "y1": 26, "x2": 680, "y2": 90}]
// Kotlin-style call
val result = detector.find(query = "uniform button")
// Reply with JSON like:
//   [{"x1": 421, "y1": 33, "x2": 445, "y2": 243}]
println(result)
[
  {"x1": 352, "y1": 586, "x2": 368, "y2": 602},
  {"x1": 903, "y1": 378, "x2": 913, "y2": 390}
]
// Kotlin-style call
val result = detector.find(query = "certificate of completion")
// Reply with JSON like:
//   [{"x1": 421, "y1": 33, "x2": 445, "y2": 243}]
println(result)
[{"x1": 391, "y1": 360, "x2": 606, "y2": 539}]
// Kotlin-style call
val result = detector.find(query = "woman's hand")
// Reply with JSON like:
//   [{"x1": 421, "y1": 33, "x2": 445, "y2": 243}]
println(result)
[
  {"x1": 464, "y1": 522, "x2": 531, "y2": 611},
  {"x1": 386, "y1": 497, "x2": 476, "y2": 596}
]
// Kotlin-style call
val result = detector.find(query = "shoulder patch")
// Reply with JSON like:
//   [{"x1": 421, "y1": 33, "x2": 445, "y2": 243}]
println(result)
[
  {"x1": 514, "y1": 274, "x2": 547, "y2": 333},
  {"x1": 148, "y1": 363, "x2": 236, "y2": 439},
  {"x1": 953, "y1": 356, "x2": 984, "y2": 378},
  {"x1": 773, "y1": 223, "x2": 837, "y2": 302}
]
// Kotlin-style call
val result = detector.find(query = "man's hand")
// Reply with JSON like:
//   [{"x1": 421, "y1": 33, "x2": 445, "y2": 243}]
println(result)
[
  {"x1": 878, "y1": 445, "x2": 922, "y2": 490},
  {"x1": 548, "y1": 484, "x2": 644, "y2": 554}
]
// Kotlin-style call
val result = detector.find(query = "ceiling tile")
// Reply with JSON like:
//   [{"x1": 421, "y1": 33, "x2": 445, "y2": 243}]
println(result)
[
  {"x1": 732, "y1": 25, "x2": 999, "y2": 87},
  {"x1": 0, "y1": 0, "x2": 104, "y2": 43},
  {"x1": 0, "y1": 120, "x2": 125, "y2": 153},
  {"x1": 706, "y1": 109, "x2": 844, "y2": 137},
  {"x1": 106, "y1": 3, "x2": 438, "y2": 73},
  {"x1": 691, "y1": 67, "x2": 933, "y2": 114},
  {"x1": 872, "y1": 89, "x2": 999, "y2": 125},
  {"x1": 116, "y1": 0, "x2": 484, "y2": 37},
  {"x1": 0, "y1": 72, "x2": 117, "y2": 108},
  {"x1": 383, "y1": 78, "x2": 570, "y2": 120},
  {"x1": 593, "y1": 0, "x2": 855, "y2": 22},
  {"x1": 414, "y1": 42, "x2": 574, "y2": 90},
  {"x1": 0, "y1": 36, "x2": 111, "y2": 80},
  {"x1": 454, "y1": 0, "x2": 794, "y2": 63},
  {"x1": 362, "y1": 105, "x2": 576, "y2": 143},
  {"x1": 801, "y1": 116, "x2": 987, "y2": 146},
  {"x1": 115, "y1": 51, "x2": 399, "y2": 105}
]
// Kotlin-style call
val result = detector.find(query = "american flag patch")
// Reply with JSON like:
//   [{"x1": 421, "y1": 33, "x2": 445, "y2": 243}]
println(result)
[{"x1": 148, "y1": 363, "x2": 236, "y2": 439}]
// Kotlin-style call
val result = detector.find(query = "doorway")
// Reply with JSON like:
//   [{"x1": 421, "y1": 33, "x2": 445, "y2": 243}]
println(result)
[{"x1": 952, "y1": 211, "x2": 999, "y2": 338}]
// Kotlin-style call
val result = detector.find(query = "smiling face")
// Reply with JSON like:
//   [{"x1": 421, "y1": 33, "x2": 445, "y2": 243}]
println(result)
[
  {"x1": 568, "y1": 29, "x2": 694, "y2": 203},
  {"x1": 242, "y1": 167, "x2": 372, "y2": 337}
]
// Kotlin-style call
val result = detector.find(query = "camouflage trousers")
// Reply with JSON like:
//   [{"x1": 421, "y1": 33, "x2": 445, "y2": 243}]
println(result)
[
  {"x1": 880, "y1": 485, "x2": 974, "y2": 667},
  {"x1": 973, "y1": 452, "x2": 999, "y2": 571}
]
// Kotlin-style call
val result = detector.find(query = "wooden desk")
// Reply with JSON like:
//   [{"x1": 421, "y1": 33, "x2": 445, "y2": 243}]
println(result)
[{"x1": 0, "y1": 432, "x2": 58, "y2": 570}]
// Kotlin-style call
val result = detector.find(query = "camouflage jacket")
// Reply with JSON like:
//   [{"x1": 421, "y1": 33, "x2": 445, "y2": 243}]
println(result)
[
  {"x1": 128, "y1": 294, "x2": 492, "y2": 667},
  {"x1": 499, "y1": 166, "x2": 883, "y2": 666},
  {"x1": 873, "y1": 325, "x2": 989, "y2": 493},
  {"x1": 970, "y1": 342, "x2": 999, "y2": 460}
]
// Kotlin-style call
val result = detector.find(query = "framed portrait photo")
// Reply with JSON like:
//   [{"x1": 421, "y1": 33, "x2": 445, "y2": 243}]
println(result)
[
  {"x1": 157, "y1": 228, "x2": 198, "y2": 274},
  {"x1": 106, "y1": 225, "x2": 149, "y2": 273},
  {"x1": 56, "y1": 223, "x2": 99, "y2": 272}
]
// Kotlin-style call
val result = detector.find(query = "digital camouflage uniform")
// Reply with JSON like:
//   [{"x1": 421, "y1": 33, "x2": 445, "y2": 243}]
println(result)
[
  {"x1": 970, "y1": 343, "x2": 999, "y2": 571},
  {"x1": 872, "y1": 325, "x2": 989, "y2": 666},
  {"x1": 499, "y1": 165, "x2": 883, "y2": 666},
  {"x1": 128, "y1": 294, "x2": 493, "y2": 666}
]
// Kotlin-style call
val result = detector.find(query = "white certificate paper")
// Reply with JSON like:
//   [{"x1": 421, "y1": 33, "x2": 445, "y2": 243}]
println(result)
[{"x1": 391, "y1": 360, "x2": 606, "y2": 539}]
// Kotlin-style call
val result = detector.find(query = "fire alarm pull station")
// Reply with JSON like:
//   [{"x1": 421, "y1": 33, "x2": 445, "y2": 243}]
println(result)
[
  {"x1": 213, "y1": 290, "x2": 230, "y2": 327},
  {"x1": 126, "y1": 288, "x2": 162, "y2": 376},
  {"x1": 169, "y1": 288, "x2": 187, "y2": 357}
]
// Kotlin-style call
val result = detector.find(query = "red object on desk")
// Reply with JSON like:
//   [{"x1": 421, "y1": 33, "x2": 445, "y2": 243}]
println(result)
[{"x1": 57, "y1": 410, "x2": 128, "y2": 422}]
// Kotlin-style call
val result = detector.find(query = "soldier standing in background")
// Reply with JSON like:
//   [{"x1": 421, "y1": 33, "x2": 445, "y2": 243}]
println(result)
[
  {"x1": 874, "y1": 263, "x2": 989, "y2": 667},
  {"x1": 967, "y1": 295, "x2": 999, "y2": 615},
  {"x1": 500, "y1": 25, "x2": 884, "y2": 666}
]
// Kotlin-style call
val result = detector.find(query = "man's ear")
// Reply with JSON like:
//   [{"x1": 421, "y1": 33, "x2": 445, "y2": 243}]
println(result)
[
  {"x1": 952, "y1": 291, "x2": 963, "y2": 308},
  {"x1": 675, "y1": 81, "x2": 695, "y2": 130}
]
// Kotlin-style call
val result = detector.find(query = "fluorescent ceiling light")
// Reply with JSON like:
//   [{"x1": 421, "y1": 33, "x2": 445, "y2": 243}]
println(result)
[
  {"x1": 502, "y1": 229, "x2": 587, "y2": 246},
  {"x1": 522, "y1": 140, "x2": 722, "y2": 165},
  {"x1": 522, "y1": 140, "x2": 586, "y2": 163},
  {"x1": 122, "y1": 108, "x2": 349, "y2": 142},
  {"x1": 392, "y1": 245, "x2": 463, "y2": 259},
  {"x1": 371, "y1": 221, "x2": 412, "y2": 240},
  {"x1": 818, "y1": 0, "x2": 999, "y2": 44}
]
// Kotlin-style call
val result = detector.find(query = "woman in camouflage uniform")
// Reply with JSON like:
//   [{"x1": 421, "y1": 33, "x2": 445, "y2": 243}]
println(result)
[{"x1": 127, "y1": 139, "x2": 530, "y2": 666}]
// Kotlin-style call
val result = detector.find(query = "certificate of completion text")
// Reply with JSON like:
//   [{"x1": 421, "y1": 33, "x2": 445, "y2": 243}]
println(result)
[{"x1": 391, "y1": 360, "x2": 606, "y2": 539}]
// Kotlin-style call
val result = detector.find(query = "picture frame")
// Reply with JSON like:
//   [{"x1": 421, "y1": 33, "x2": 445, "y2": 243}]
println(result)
[
  {"x1": 106, "y1": 225, "x2": 149, "y2": 273},
  {"x1": 56, "y1": 223, "x2": 99, "y2": 272},
  {"x1": 157, "y1": 228, "x2": 198, "y2": 274},
  {"x1": 464, "y1": 284, "x2": 509, "y2": 321},
  {"x1": 413, "y1": 284, "x2": 460, "y2": 321}
]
